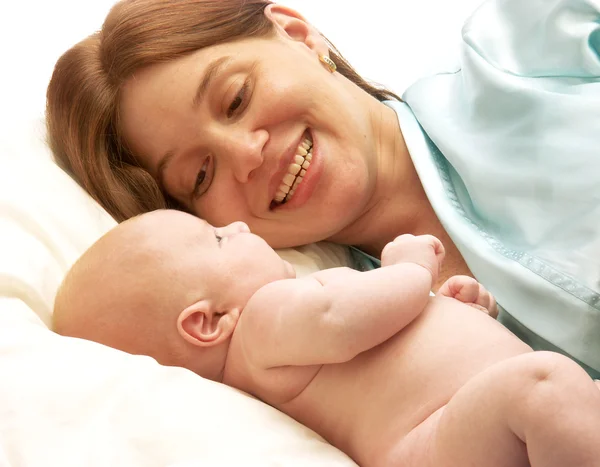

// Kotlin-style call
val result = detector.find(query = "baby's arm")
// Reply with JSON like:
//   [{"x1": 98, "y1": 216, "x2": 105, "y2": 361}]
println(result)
[{"x1": 240, "y1": 235, "x2": 444, "y2": 369}]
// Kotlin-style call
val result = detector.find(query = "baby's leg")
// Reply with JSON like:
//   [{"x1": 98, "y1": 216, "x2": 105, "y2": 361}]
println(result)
[{"x1": 430, "y1": 352, "x2": 600, "y2": 467}]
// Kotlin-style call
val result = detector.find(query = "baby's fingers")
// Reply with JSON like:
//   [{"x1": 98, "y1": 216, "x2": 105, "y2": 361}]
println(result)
[
  {"x1": 475, "y1": 285, "x2": 498, "y2": 319},
  {"x1": 439, "y1": 276, "x2": 480, "y2": 302}
]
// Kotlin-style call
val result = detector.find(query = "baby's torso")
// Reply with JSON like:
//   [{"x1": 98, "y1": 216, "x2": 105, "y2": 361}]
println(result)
[{"x1": 224, "y1": 296, "x2": 530, "y2": 466}]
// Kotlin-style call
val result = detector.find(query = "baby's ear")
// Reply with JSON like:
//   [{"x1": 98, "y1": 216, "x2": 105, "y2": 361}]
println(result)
[{"x1": 177, "y1": 300, "x2": 240, "y2": 348}]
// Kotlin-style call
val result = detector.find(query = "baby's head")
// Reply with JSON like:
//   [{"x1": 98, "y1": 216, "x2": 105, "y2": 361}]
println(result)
[{"x1": 53, "y1": 209, "x2": 295, "y2": 380}]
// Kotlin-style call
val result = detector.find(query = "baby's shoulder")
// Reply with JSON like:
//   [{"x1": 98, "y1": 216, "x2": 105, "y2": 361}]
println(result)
[{"x1": 247, "y1": 274, "x2": 323, "y2": 307}]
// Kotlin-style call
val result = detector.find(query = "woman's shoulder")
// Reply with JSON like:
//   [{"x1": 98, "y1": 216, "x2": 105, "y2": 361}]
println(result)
[{"x1": 390, "y1": 0, "x2": 600, "y2": 376}]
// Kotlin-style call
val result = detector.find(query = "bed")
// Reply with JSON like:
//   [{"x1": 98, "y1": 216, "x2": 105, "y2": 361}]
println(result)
[{"x1": 0, "y1": 0, "x2": 482, "y2": 464}]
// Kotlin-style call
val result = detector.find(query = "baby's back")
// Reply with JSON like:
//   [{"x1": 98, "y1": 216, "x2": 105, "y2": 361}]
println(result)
[{"x1": 226, "y1": 296, "x2": 530, "y2": 466}]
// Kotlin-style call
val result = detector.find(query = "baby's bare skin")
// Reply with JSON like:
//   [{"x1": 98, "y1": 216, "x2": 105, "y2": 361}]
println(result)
[
  {"x1": 55, "y1": 212, "x2": 600, "y2": 467},
  {"x1": 222, "y1": 235, "x2": 600, "y2": 467},
  {"x1": 226, "y1": 292, "x2": 530, "y2": 466}
]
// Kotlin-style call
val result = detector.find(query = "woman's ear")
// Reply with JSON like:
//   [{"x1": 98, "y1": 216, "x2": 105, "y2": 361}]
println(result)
[
  {"x1": 264, "y1": 4, "x2": 329, "y2": 55},
  {"x1": 177, "y1": 300, "x2": 240, "y2": 348}
]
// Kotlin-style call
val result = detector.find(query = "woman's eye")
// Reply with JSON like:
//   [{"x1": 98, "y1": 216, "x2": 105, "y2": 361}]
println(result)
[
  {"x1": 227, "y1": 80, "x2": 249, "y2": 118},
  {"x1": 192, "y1": 157, "x2": 212, "y2": 199}
]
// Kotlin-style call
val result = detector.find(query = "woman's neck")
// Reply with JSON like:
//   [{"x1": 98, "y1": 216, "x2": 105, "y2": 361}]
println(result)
[
  {"x1": 329, "y1": 101, "x2": 472, "y2": 287},
  {"x1": 329, "y1": 101, "x2": 428, "y2": 252}
]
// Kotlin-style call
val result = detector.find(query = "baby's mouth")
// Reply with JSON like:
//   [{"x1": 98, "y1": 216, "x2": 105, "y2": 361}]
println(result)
[{"x1": 271, "y1": 132, "x2": 313, "y2": 208}]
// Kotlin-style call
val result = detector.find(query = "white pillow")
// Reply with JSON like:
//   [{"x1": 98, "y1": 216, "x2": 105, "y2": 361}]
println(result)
[{"x1": 0, "y1": 121, "x2": 116, "y2": 326}]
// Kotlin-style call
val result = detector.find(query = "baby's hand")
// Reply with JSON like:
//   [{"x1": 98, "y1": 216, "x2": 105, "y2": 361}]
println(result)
[
  {"x1": 437, "y1": 275, "x2": 498, "y2": 318},
  {"x1": 381, "y1": 234, "x2": 445, "y2": 281}
]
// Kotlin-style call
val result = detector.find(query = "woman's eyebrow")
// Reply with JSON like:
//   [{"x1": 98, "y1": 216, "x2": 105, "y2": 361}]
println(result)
[{"x1": 191, "y1": 56, "x2": 233, "y2": 109}]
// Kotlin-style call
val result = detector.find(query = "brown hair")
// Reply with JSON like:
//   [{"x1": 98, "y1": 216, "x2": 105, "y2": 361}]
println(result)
[{"x1": 46, "y1": 0, "x2": 400, "y2": 222}]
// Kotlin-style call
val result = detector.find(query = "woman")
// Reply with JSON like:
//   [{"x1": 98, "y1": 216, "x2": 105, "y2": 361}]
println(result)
[{"x1": 46, "y1": 0, "x2": 600, "y2": 377}]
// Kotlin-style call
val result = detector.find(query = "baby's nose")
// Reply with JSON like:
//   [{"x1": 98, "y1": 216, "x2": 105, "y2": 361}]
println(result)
[
  {"x1": 229, "y1": 221, "x2": 250, "y2": 233},
  {"x1": 215, "y1": 221, "x2": 250, "y2": 237}
]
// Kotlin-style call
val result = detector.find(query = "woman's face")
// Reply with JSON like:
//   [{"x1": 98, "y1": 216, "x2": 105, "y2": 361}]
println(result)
[{"x1": 119, "y1": 7, "x2": 385, "y2": 248}]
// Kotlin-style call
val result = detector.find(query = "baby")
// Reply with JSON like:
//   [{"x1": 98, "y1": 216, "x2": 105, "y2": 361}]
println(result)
[{"x1": 54, "y1": 210, "x2": 600, "y2": 467}]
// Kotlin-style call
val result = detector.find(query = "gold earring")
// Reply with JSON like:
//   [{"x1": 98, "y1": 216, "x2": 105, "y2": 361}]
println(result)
[{"x1": 319, "y1": 54, "x2": 337, "y2": 73}]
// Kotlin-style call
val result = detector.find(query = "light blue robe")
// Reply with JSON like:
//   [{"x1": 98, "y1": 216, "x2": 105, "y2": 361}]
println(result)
[{"x1": 379, "y1": 0, "x2": 600, "y2": 375}]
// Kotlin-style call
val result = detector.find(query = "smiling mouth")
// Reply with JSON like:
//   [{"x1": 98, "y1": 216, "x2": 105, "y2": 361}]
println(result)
[{"x1": 270, "y1": 132, "x2": 313, "y2": 209}]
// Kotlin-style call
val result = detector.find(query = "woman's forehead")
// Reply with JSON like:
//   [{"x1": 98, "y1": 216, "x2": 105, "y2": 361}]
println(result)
[{"x1": 123, "y1": 35, "x2": 279, "y2": 89}]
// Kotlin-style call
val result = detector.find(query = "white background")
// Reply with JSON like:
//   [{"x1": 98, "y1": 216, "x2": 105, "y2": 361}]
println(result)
[{"x1": 0, "y1": 0, "x2": 483, "y2": 135}]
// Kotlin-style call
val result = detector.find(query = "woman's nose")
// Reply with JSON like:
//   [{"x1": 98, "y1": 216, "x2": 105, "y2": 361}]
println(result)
[
  {"x1": 222, "y1": 129, "x2": 268, "y2": 183},
  {"x1": 215, "y1": 221, "x2": 250, "y2": 238}
]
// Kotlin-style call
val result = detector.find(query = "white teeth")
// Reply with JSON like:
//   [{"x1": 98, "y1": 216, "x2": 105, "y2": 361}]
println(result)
[
  {"x1": 283, "y1": 173, "x2": 296, "y2": 187},
  {"x1": 272, "y1": 134, "x2": 314, "y2": 206}
]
